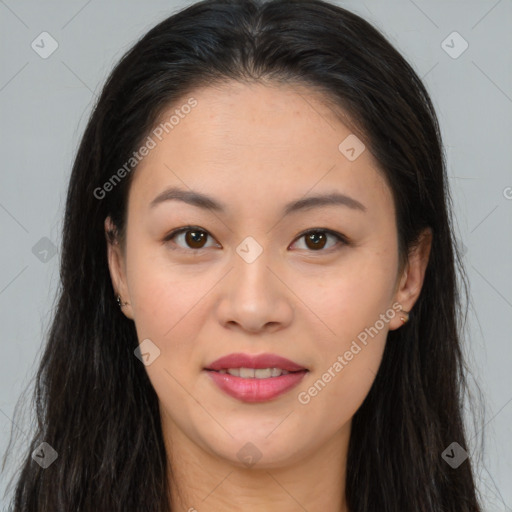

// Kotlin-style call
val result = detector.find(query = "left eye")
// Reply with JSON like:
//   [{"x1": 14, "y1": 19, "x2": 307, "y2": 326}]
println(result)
[
  {"x1": 290, "y1": 229, "x2": 347, "y2": 252},
  {"x1": 163, "y1": 227, "x2": 347, "y2": 252}
]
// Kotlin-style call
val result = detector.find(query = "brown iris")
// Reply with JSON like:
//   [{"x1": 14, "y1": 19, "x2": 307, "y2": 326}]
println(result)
[
  {"x1": 184, "y1": 229, "x2": 208, "y2": 249},
  {"x1": 304, "y1": 231, "x2": 327, "y2": 250}
]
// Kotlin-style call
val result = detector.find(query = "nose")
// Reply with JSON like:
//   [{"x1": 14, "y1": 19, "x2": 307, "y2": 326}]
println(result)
[{"x1": 215, "y1": 248, "x2": 294, "y2": 335}]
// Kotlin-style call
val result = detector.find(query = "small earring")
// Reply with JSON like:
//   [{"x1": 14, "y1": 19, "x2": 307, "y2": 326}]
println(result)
[
  {"x1": 400, "y1": 310, "x2": 410, "y2": 324},
  {"x1": 116, "y1": 294, "x2": 130, "y2": 308}
]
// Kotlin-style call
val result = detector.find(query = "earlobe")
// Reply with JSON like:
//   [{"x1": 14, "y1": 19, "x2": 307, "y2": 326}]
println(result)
[
  {"x1": 105, "y1": 217, "x2": 134, "y2": 320},
  {"x1": 389, "y1": 228, "x2": 433, "y2": 331}
]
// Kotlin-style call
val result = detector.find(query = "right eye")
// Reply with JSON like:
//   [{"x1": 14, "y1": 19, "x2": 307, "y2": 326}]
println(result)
[{"x1": 163, "y1": 226, "x2": 221, "y2": 252}]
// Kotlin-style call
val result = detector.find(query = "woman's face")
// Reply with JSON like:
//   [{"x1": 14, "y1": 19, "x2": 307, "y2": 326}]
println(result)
[{"x1": 107, "y1": 81, "x2": 430, "y2": 470}]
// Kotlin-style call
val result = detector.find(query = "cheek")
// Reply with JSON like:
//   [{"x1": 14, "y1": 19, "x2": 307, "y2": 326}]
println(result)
[
  {"x1": 292, "y1": 247, "x2": 395, "y2": 410},
  {"x1": 294, "y1": 246, "x2": 397, "y2": 345},
  {"x1": 296, "y1": 350, "x2": 382, "y2": 441},
  {"x1": 295, "y1": 289, "x2": 389, "y2": 433},
  {"x1": 125, "y1": 243, "x2": 212, "y2": 360}
]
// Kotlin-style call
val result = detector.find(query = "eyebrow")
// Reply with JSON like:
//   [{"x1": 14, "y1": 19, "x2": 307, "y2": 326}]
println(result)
[{"x1": 149, "y1": 186, "x2": 367, "y2": 215}]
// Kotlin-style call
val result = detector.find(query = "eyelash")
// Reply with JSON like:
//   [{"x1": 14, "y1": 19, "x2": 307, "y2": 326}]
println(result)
[{"x1": 162, "y1": 226, "x2": 350, "y2": 254}]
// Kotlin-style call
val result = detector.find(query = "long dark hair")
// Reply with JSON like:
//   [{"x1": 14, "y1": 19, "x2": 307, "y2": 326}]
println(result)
[{"x1": 2, "y1": 0, "x2": 483, "y2": 510}]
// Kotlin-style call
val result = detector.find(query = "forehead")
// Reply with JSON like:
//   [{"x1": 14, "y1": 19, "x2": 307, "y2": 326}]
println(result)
[{"x1": 128, "y1": 81, "x2": 393, "y2": 219}]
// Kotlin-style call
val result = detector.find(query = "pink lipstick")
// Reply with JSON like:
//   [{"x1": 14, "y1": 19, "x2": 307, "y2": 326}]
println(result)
[{"x1": 204, "y1": 353, "x2": 308, "y2": 403}]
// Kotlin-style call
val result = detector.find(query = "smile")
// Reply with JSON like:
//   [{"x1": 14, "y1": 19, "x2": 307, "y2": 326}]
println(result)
[{"x1": 204, "y1": 353, "x2": 309, "y2": 402}]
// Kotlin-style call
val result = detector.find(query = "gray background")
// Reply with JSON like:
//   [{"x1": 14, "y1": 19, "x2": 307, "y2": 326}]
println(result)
[{"x1": 1, "y1": 0, "x2": 511, "y2": 509}]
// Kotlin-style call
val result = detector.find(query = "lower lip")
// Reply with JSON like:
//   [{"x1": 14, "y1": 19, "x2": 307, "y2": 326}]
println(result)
[{"x1": 205, "y1": 370, "x2": 308, "y2": 403}]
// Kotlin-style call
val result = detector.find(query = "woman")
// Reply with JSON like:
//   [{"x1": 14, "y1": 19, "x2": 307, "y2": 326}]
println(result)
[{"x1": 2, "y1": 0, "x2": 482, "y2": 510}]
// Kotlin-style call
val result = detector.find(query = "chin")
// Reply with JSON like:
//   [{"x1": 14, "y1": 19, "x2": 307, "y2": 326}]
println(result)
[{"x1": 200, "y1": 428, "x2": 309, "y2": 470}]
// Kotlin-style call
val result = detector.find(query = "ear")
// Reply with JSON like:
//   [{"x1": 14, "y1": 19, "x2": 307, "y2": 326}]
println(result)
[
  {"x1": 389, "y1": 227, "x2": 432, "y2": 330},
  {"x1": 105, "y1": 216, "x2": 134, "y2": 320}
]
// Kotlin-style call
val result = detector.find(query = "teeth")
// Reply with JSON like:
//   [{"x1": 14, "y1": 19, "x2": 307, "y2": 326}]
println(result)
[
  {"x1": 239, "y1": 367, "x2": 254, "y2": 378},
  {"x1": 270, "y1": 367, "x2": 282, "y2": 377},
  {"x1": 223, "y1": 367, "x2": 290, "y2": 378}
]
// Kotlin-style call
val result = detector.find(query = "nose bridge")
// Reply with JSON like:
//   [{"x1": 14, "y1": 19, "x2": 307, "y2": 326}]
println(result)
[
  {"x1": 232, "y1": 233, "x2": 277, "y2": 300},
  {"x1": 216, "y1": 233, "x2": 293, "y2": 332}
]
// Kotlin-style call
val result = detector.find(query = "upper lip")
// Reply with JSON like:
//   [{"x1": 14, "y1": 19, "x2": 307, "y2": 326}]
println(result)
[{"x1": 205, "y1": 353, "x2": 307, "y2": 372}]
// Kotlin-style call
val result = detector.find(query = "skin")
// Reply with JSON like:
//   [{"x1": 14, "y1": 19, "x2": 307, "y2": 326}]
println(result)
[{"x1": 106, "y1": 81, "x2": 432, "y2": 512}]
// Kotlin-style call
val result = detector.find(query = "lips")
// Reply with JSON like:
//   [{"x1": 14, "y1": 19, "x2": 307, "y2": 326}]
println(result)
[
  {"x1": 204, "y1": 353, "x2": 308, "y2": 403},
  {"x1": 205, "y1": 353, "x2": 307, "y2": 372}
]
